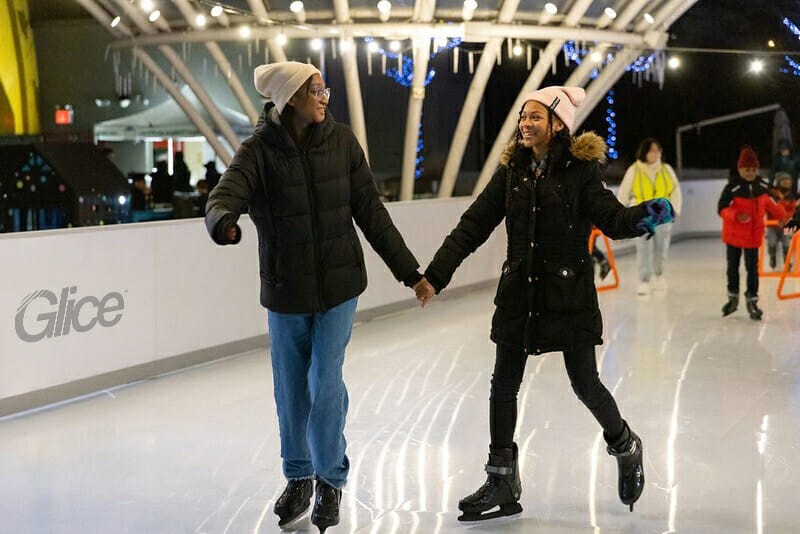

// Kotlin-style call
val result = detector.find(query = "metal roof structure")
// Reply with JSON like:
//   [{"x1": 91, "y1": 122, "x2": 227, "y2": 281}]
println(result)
[{"x1": 73, "y1": 0, "x2": 699, "y2": 198}]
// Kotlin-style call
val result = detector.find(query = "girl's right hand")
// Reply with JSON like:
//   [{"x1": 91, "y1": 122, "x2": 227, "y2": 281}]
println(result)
[{"x1": 226, "y1": 225, "x2": 239, "y2": 243}]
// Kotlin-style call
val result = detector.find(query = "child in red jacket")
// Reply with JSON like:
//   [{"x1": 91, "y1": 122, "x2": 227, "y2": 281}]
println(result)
[{"x1": 718, "y1": 146, "x2": 787, "y2": 320}]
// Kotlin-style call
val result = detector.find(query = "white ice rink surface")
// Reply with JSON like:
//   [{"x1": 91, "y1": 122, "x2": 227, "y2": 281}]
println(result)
[{"x1": 2, "y1": 239, "x2": 800, "y2": 533}]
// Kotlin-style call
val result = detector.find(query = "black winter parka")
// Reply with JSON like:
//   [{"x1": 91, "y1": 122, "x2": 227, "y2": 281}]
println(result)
[
  {"x1": 425, "y1": 133, "x2": 648, "y2": 354},
  {"x1": 206, "y1": 104, "x2": 421, "y2": 313}
]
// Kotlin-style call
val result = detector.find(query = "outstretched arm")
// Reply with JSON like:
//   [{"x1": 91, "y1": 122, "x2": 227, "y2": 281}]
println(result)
[
  {"x1": 580, "y1": 165, "x2": 648, "y2": 240},
  {"x1": 424, "y1": 167, "x2": 507, "y2": 293}
]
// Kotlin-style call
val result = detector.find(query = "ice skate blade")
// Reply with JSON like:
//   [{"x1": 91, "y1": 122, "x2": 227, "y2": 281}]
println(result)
[
  {"x1": 278, "y1": 503, "x2": 310, "y2": 530},
  {"x1": 457, "y1": 503, "x2": 523, "y2": 522}
]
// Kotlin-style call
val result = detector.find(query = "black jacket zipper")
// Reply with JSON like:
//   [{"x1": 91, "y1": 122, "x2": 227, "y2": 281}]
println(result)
[{"x1": 300, "y1": 149, "x2": 326, "y2": 311}]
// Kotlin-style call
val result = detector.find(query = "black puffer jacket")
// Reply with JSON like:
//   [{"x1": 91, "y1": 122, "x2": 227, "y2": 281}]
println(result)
[
  {"x1": 425, "y1": 133, "x2": 648, "y2": 354},
  {"x1": 206, "y1": 104, "x2": 421, "y2": 313}
]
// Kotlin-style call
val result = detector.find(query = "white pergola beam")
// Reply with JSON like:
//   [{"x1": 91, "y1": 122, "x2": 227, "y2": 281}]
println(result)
[
  {"x1": 472, "y1": 0, "x2": 595, "y2": 196},
  {"x1": 108, "y1": 22, "x2": 660, "y2": 48},
  {"x1": 110, "y1": 0, "x2": 241, "y2": 152},
  {"x1": 438, "y1": 0, "x2": 521, "y2": 198},
  {"x1": 572, "y1": 0, "x2": 700, "y2": 131},
  {"x1": 246, "y1": 0, "x2": 288, "y2": 63},
  {"x1": 74, "y1": 0, "x2": 233, "y2": 166},
  {"x1": 399, "y1": 0, "x2": 437, "y2": 201},
  {"x1": 172, "y1": 0, "x2": 259, "y2": 125},
  {"x1": 333, "y1": 0, "x2": 369, "y2": 161}
]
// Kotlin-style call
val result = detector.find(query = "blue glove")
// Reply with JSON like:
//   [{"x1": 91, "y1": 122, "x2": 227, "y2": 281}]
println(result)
[{"x1": 636, "y1": 198, "x2": 675, "y2": 238}]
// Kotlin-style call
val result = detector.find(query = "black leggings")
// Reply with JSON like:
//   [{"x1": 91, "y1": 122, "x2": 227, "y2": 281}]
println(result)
[{"x1": 490, "y1": 343, "x2": 625, "y2": 449}]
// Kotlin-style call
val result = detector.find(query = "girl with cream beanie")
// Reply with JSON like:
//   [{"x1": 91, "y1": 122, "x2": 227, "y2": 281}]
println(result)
[{"x1": 206, "y1": 61, "x2": 425, "y2": 532}]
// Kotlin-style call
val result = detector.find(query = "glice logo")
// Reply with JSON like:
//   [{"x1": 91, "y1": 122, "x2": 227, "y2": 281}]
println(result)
[{"x1": 15, "y1": 287, "x2": 125, "y2": 343}]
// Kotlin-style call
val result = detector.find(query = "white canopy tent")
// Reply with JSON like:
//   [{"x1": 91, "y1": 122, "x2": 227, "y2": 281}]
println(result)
[{"x1": 94, "y1": 86, "x2": 254, "y2": 142}]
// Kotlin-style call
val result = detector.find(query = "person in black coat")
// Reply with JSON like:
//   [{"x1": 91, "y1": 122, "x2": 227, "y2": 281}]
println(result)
[
  {"x1": 203, "y1": 161, "x2": 221, "y2": 192},
  {"x1": 149, "y1": 160, "x2": 173, "y2": 205},
  {"x1": 415, "y1": 86, "x2": 674, "y2": 522},
  {"x1": 172, "y1": 151, "x2": 192, "y2": 192},
  {"x1": 205, "y1": 62, "x2": 424, "y2": 532}
]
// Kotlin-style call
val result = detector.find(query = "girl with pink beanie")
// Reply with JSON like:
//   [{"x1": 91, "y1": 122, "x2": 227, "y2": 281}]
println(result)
[{"x1": 415, "y1": 86, "x2": 674, "y2": 521}]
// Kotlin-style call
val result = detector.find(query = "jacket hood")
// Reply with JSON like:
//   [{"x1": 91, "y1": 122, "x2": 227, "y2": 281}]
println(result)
[{"x1": 500, "y1": 131, "x2": 608, "y2": 168}]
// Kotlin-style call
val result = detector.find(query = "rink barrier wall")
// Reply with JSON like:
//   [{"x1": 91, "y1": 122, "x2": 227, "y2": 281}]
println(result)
[{"x1": 0, "y1": 178, "x2": 726, "y2": 417}]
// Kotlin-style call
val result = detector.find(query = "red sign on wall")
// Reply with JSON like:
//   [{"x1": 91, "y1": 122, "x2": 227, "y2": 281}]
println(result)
[{"x1": 55, "y1": 109, "x2": 73, "y2": 125}]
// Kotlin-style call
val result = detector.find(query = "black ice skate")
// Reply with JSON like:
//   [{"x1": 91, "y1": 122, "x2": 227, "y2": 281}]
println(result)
[
  {"x1": 598, "y1": 258, "x2": 612, "y2": 281},
  {"x1": 746, "y1": 296, "x2": 763, "y2": 321},
  {"x1": 607, "y1": 422, "x2": 644, "y2": 512},
  {"x1": 458, "y1": 443, "x2": 523, "y2": 522},
  {"x1": 274, "y1": 479, "x2": 313, "y2": 528},
  {"x1": 310, "y1": 479, "x2": 341, "y2": 533},
  {"x1": 722, "y1": 293, "x2": 739, "y2": 317}
]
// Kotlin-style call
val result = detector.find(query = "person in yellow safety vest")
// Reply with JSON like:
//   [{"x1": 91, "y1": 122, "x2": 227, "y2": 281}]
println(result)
[{"x1": 618, "y1": 138, "x2": 682, "y2": 295}]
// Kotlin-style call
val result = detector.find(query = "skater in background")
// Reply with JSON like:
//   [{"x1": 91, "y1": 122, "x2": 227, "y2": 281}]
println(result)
[
  {"x1": 770, "y1": 139, "x2": 799, "y2": 194},
  {"x1": 414, "y1": 86, "x2": 674, "y2": 522},
  {"x1": 718, "y1": 146, "x2": 787, "y2": 320},
  {"x1": 618, "y1": 138, "x2": 682, "y2": 295},
  {"x1": 205, "y1": 62, "x2": 425, "y2": 533},
  {"x1": 766, "y1": 172, "x2": 798, "y2": 269}
]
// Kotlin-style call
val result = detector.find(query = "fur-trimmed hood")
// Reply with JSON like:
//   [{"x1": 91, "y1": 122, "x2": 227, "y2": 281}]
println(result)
[{"x1": 500, "y1": 131, "x2": 608, "y2": 168}]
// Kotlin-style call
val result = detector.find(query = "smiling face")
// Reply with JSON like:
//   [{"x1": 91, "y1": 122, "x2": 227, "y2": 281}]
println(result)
[
  {"x1": 287, "y1": 74, "x2": 329, "y2": 124},
  {"x1": 518, "y1": 100, "x2": 564, "y2": 150}
]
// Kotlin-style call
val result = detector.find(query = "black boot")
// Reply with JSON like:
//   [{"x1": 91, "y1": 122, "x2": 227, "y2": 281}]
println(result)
[
  {"x1": 458, "y1": 443, "x2": 523, "y2": 522},
  {"x1": 274, "y1": 479, "x2": 314, "y2": 528},
  {"x1": 607, "y1": 422, "x2": 644, "y2": 512},
  {"x1": 746, "y1": 296, "x2": 763, "y2": 321},
  {"x1": 310, "y1": 479, "x2": 341, "y2": 533},
  {"x1": 598, "y1": 259, "x2": 612, "y2": 281},
  {"x1": 722, "y1": 293, "x2": 739, "y2": 317}
]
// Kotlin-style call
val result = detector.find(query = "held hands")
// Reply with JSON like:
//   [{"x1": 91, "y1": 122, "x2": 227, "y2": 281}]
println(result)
[
  {"x1": 226, "y1": 224, "x2": 240, "y2": 243},
  {"x1": 413, "y1": 277, "x2": 436, "y2": 308}
]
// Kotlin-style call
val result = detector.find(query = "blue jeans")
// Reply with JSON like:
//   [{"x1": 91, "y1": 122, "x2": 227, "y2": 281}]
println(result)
[
  {"x1": 635, "y1": 222, "x2": 673, "y2": 282},
  {"x1": 267, "y1": 297, "x2": 358, "y2": 489}
]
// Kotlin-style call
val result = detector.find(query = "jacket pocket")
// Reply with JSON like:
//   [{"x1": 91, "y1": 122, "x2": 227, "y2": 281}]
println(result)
[
  {"x1": 542, "y1": 259, "x2": 589, "y2": 313},
  {"x1": 493, "y1": 259, "x2": 526, "y2": 313}
]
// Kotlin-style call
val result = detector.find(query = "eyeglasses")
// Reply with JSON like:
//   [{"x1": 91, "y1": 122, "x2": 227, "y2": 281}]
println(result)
[{"x1": 310, "y1": 87, "x2": 331, "y2": 101}]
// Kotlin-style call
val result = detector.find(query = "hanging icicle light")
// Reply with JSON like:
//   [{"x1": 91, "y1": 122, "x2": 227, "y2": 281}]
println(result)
[
  {"x1": 210, "y1": 5, "x2": 224, "y2": 17},
  {"x1": 368, "y1": 40, "x2": 379, "y2": 53},
  {"x1": 195, "y1": 14, "x2": 207, "y2": 27},
  {"x1": 140, "y1": 0, "x2": 154, "y2": 12},
  {"x1": 643, "y1": 12, "x2": 655, "y2": 24},
  {"x1": 148, "y1": 10, "x2": 161, "y2": 22},
  {"x1": 239, "y1": 25, "x2": 251, "y2": 38},
  {"x1": 389, "y1": 40, "x2": 401, "y2": 52},
  {"x1": 590, "y1": 51, "x2": 603, "y2": 63},
  {"x1": 604, "y1": 7, "x2": 617, "y2": 19},
  {"x1": 668, "y1": 56, "x2": 680, "y2": 69},
  {"x1": 544, "y1": 2, "x2": 557, "y2": 15},
  {"x1": 110, "y1": 16, "x2": 121, "y2": 28},
  {"x1": 340, "y1": 39, "x2": 352, "y2": 54},
  {"x1": 377, "y1": 0, "x2": 392, "y2": 22},
  {"x1": 462, "y1": 0, "x2": 477, "y2": 21},
  {"x1": 276, "y1": 33, "x2": 288, "y2": 46},
  {"x1": 310, "y1": 38, "x2": 323, "y2": 51},
  {"x1": 290, "y1": 1, "x2": 307, "y2": 23},
  {"x1": 513, "y1": 41, "x2": 523, "y2": 57}
]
